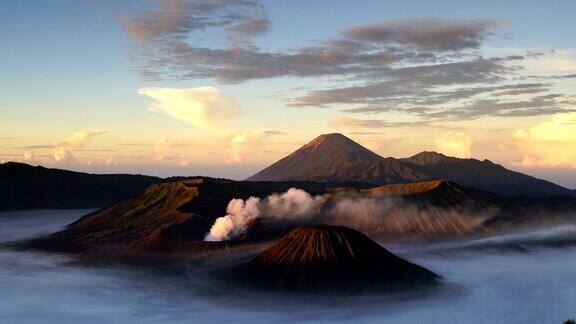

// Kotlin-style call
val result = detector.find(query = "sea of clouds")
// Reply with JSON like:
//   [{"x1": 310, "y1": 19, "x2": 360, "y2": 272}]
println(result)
[{"x1": 1, "y1": 210, "x2": 575, "y2": 323}]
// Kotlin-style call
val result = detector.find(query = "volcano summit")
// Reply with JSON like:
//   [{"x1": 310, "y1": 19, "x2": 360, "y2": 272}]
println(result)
[
  {"x1": 247, "y1": 133, "x2": 429, "y2": 184},
  {"x1": 233, "y1": 225, "x2": 439, "y2": 292}
]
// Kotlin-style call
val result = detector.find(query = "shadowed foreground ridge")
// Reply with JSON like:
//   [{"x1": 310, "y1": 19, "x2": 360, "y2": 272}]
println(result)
[{"x1": 234, "y1": 225, "x2": 439, "y2": 292}]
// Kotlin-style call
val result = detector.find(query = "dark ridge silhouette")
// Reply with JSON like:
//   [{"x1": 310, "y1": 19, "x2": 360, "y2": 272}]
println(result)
[
  {"x1": 401, "y1": 151, "x2": 573, "y2": 197},
  {"x1": 232, "y1": 225, "x2": 439, "y2": 292},
  {"x1": 247, "y1": 133, "x2": 574, "y2": 197},
  {"x1": 0, "y1": 162, "x2": 162, "y2": 210}
]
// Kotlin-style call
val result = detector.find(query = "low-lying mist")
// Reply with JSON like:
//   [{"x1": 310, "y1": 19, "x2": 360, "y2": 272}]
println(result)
[{"x1": 2, "y1": 210, "x2": 576, "y2": 323}]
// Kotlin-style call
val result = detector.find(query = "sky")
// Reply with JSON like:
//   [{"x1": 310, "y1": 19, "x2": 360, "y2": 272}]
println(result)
[{"x1": 1, "y1": 0, "x2": 575, "y2": 188}]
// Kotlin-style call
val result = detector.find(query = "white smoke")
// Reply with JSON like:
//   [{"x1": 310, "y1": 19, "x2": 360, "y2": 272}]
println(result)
[
  {"x1": 204, "y1": 188, "x2": 327, "y2": 241},
  {"x1": 204, "y1": 188, "x2": 491, "y2": 242}
]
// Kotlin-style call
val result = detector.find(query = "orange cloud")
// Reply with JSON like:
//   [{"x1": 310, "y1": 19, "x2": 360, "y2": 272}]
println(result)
[
  {"x1": 53, "y1": 147, "x2": 75, "y2": 162},
  {"x1": 55, "y1": 130, "x2": 109, "y2": 148},
  {"x1": 51, "y1": 130, "x2": 109, "y2": 163},
  {"x1": 434, "y1": 132, "x2": 473, "y2": 158},
  {"x1": 138, "y1": 87, "x2": 241, "y2": 130},
  {"x1": 23, "y1": 151, "x2": 33, "y2": 161},
  {"x1": 514, "y1": 112, "x2": 576, "y2": 168}
]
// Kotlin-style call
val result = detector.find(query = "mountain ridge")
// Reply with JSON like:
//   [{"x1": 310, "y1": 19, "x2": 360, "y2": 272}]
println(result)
[
  {"x1": 248, "y1": 133, "x2": 574, "y2": 197},
  {"x1": 400, "y1": 151, "x2": 571, "y2": 197},
  {"x1": 0, "y1": 162, "x2": 163, "y2": 210}
]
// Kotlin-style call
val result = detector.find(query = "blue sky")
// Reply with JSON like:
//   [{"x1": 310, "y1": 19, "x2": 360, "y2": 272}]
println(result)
[{"x1": 1, "y1": 0, "x2": 575, "y2": 187}]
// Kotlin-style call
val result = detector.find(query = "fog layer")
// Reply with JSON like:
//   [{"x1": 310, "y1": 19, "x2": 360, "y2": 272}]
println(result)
[{"x1": 1, "y1": 210, "x2": 575, "y2": 323}]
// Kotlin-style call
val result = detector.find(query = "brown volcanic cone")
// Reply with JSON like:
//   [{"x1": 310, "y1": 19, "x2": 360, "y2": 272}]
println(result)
[{"x1": 234, "y1": 225, "x2": 439, "y2": 292}]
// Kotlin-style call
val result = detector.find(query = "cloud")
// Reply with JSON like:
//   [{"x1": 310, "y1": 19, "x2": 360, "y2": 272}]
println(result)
[
  {"x1": 289, "y1": 56, "x2": 519, "y2": 108},
  {"x1": 513, "y1": 112, "x2": 576, "y2": 168},
  {"x1": 342, "y1": 17, "x2": 504, "y2": 51},
  {"x1": 122, "y1": 0, "x2": 192, "y2": 44},
  {"x1": 331, "y1": 116, "x2": 430, "y2": 128},
  {"x1": 289, "y1": 56, "x2": 572, "y2": 121},
  {"x1": 22, "y1": 145, "x2": 56, "y2": 149},
  {"x1": 41, "y1": 130, "x2": 109, "y2": 164},
  {"x1": 229, "y1": 130, "x2": 279, "y2": 163},
  {"x1": 151, "y1": 136, "x2": 211, "y2": 165},
  {"x1": 515, "y1": 112, "x2": 576, "y2": 142},
  {"x1": 149, "y1": 129, "x2": 283, "y2": 167},
  {"x1": 23, "y1": 152, "x2": 33, "y2": 161},
  {"x1": 492, "y1": 83, "x2": 549, "y2": 97},
  {"x1": 121, "y1": 0, "x2": 268, "y2": 44},
  {"x1": 434, "y1": 132, "x2": 473, "y2": 158},
  {"x1": 226, "y1": 17, "x2": 271, "y2": 36},
  {"x1": 138, "y1": 87, "x2": 241, "y2": 129},
  {"x1": 120, "y1": 2, "x2": 574, "y2": 122},
  {"x1": 122, "y1": 5, "x2": 505, "y2": 84},
  {"x1": 121, "y1": 0, "x2": 271, "y2": 81},
  {"x1": 22, "y1": 130, "x2": 109, "y2": 151},
  {"x1": 53, "y1": 147, "x2": 75, "y2": 162},
  {"x1": 104, "y1": 157, "x2": 118, "y2": 166},
  {"x1": 55, "y1": 130, "x2": 109, "y2": 148},
  {"x1": 524, "y1": 49, "x2": 576, "y2": 72},
  {"x1": 415, "y1": 93, "x2": 575, "y2": 120},
  {"x1": 116, "y1": 142, "x2": 154, "y2": 147}
]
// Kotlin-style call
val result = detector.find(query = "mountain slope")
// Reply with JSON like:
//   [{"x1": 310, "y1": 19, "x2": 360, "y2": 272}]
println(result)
[
  {"x1": 26, "y1": 178, "x2": 371, "y2": 253},
  {"x1": 0, "y1": 162, "x2": 162, "y2": 210},
  {"x1": 234, "y1": 225, "x2": 439, "y2": 292},
  {"x1": 401, "y1": 152, "x2": 573, "y2": 197},
  {"x1": 247, "y1": 133, "x2": 430, "y2": 183}
]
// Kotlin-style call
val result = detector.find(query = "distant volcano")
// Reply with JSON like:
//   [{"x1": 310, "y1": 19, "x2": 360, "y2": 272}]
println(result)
[
  {"x1": 247, "y1": 133, "x2": 573, "y2": 197},
  {"x1": 233, "y1": 225, "x2": 439, "y2": 292},
  {"x1": 247, "y1": 133, "x2": 429, "y2": 184}
]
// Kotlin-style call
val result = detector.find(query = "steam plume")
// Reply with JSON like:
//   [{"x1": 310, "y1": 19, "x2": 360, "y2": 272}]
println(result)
[
  {"x1": 205, "y1": 188, "x2": 326, "y2": 241},
  {"x1": 204, "y1": 188, "x2": 491, "y2": 241}
]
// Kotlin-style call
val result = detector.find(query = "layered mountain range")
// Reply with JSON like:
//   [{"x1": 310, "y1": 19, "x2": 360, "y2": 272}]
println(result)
[
  {"x1": 248, "y1": 133, "x2": 574, "y2": 197},
  {"x1": 0, "y1": 162, "x2": 161, "y2": 210},
  {"x1": 2, "y1": 133, "x2": 573, "y2": 212}
]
